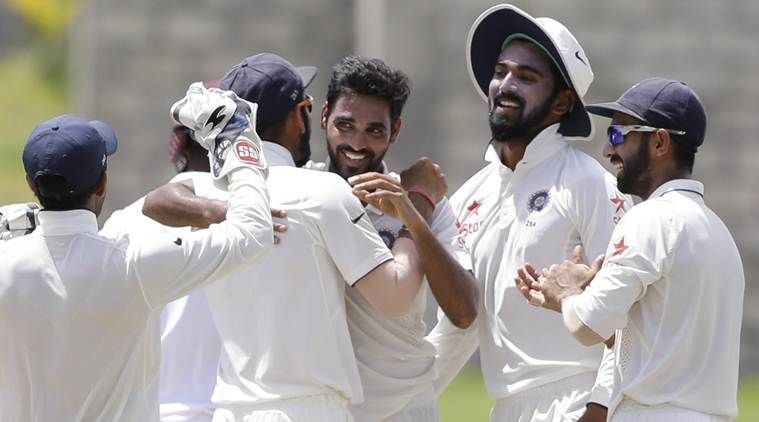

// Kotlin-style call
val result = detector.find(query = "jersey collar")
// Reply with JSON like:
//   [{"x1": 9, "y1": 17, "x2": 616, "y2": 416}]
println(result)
[
  {"x1": 38, "y1": 210, "x2": 99, "y2": 236},
  {"x1": 484, "y1": 123, "x2": 567, "y2": 171},
  {"x1": 262, "y1": 141, "x2": 296, "y2": 167},
  {"x1": 650, "y1": 179, "x2": 705, "y2": 200}
]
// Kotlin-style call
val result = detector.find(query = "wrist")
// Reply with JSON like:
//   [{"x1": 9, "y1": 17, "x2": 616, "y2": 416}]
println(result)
[{"x1": 407, "y1": 189, "x2": 434, "y2": 222}]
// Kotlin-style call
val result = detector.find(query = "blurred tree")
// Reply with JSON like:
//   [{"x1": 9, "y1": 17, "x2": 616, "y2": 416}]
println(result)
[{"x1": 4, "y1": 0, "x2": 81, "y2": 38}]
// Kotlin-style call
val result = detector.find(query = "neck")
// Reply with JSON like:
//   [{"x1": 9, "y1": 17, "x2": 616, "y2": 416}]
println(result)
[
  {"x1": 640, "y1": 167, "x2": 691, "y2": 200},
  {"x1": 494, "y1": 139, "x2": 529, "y2": 171}
]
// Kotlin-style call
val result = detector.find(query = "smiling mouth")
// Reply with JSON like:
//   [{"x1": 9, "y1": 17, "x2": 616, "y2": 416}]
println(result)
[
  {"x1": 342, "y1": 150, "x2": 368, "y2": 162},
  {"x1": 496, "y1": 98, "x2": 521, "y2": 109},
  {"x1": 611, "y1": 159, "x2": 624, "y2": 173}
]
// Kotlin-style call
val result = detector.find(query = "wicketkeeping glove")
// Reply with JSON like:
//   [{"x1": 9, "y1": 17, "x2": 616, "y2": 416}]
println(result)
[
  {"x1": 170, "y1": 82, "x2": 267, "y2": 183},
  {"x1": 0, "y1": 203, "x2": 40, "y2": 241}
]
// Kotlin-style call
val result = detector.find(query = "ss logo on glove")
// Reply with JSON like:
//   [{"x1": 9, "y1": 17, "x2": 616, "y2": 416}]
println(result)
[{"x1": 235, "y1": 140, "x2": 261, "y2": 164}]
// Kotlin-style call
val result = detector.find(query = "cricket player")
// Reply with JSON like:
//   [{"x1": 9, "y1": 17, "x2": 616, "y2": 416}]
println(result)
[
  {"x1": 305, "y1": 55, "x2": 478, "y2": 421},
  {"x1": 0, "y1": 83, "x2": 273, "y2": 421},
  {"x1": 426, "y1": 4, "x2": 633, "y2": 421},
  {"x1": 515, "y1": 78, "x2": 744, "y2": 421},
  {"x1": 143, "y1": 53, "x2": 430, "y2": 422}
]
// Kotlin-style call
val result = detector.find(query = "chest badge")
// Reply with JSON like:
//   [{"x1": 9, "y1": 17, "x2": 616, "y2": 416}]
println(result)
[
  {"x1": 378, "y1": 228, "x2": 397, "y2": 249},
  {"x1": 527, "y1": 189, "x2": 551, "y2": 213}
]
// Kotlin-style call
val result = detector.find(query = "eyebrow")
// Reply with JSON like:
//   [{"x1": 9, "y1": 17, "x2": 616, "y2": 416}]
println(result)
[
  {"x1": 333, "y1": 115, "x2": 388, "y2": 129},
  {"x1": 496, "y1": 61, "x2": 544, "y2": 77}
]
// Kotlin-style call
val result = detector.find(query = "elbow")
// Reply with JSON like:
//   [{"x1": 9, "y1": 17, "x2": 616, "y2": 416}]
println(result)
[
  {"x1": 142, "y1": 190, "x2": 161, "y2": 221},
  {"x1": 450, "y1": 280, "x2": 480, "y2": 329}
]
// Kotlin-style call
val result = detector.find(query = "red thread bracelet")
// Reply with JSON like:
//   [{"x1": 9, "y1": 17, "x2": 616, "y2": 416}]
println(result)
[{"x1": 407, "y1": 187, "x2": 436, "y2": 208}]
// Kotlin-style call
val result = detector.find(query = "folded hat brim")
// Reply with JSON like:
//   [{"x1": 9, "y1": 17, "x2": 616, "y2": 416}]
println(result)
[
  {"x1": 89, "y1": 120, "x2": 118, "y2": 156},
  {"x1": 466, "y1": 4, "x2": 591, "y2": 138},
  {"x1": 586, "y1": 101, "x2": 647, "y2": 123},
  {"x1": 296, "y1": 66, "x2": 318, "y2": 88}
]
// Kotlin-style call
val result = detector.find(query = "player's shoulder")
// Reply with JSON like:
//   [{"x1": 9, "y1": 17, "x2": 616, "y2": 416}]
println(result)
[
  {"x1": 561, "y1": 146, "x2": 615, "y2": 185},
  {"x1": 451, "y1": 163, "x2": 497, "y2": 207},
  {"x1": 270, "y1": 167, "x2": 354, "y2": 204}
]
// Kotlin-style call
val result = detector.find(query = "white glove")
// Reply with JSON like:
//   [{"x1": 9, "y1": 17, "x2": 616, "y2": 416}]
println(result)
[
  {"x1": 170, "y1": 82, "x2": 267, "y2": 182},
  {"x1": 0, "y1": 203, "x2": 40, "y2": 241}
]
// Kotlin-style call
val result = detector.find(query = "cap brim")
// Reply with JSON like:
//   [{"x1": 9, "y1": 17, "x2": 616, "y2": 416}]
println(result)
[
  {"x1": 466, "y1": 4, "x2": 592, "y2": 139},
  {"x1": 89, "y1": 120, "x2": 118, "y2": 156},
  {"x1": 296, "y1": 66, "x2": 318, "y2": 88},
  {"x1": 586, "y1": 101, "x2": 647, "y2": 122}
]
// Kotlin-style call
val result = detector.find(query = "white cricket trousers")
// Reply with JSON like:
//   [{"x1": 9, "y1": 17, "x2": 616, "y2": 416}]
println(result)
[
  {"x1": 611, "y1": 399, "x2": 731, "y2": 422},
  {"x1": 384, "y1": 394, "x2": 439, "y2": 422},
  {"x1": 489, "y1": 372, "x2": 595, "y2": 422},
  {"x1": 212, "y1": 394, "x2": 354, "y2": 422}
]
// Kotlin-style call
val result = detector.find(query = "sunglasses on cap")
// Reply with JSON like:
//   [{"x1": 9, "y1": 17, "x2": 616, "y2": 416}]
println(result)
[
  {"x1": 298, "y1": 94, "x2": 314, "y2": 113},
  {"x1": 607, "y1": 125, "x2": 686, "y2": 146}
]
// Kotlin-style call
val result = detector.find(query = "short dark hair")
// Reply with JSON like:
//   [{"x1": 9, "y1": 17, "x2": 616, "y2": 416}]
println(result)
[
  {"x1": 33, "y1": 173, "x2": 102, "y2": 211},
  {"x1": 670, "y1": 136, "x2": 696, "y2": 173},
  {"x1": 326, "y1": 56, "x2": 411, "y2": 123}
]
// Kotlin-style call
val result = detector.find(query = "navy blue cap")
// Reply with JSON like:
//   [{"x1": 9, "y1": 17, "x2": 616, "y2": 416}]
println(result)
[
  {"x1": 220, "y1": 53, "x2": 317, "y2": 127},
  {"x1": 587, "y1": 78, "x2": 707, "y2": 152},
  {"x1": 23, "y1": 114, "x2": 118, "y2": 195}
]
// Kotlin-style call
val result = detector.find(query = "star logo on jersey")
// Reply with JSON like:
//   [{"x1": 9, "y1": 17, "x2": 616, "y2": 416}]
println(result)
[
  {"x1": 612, "y1": 237, "x2": 629, "y2": 256},
  {"x1": 610, "y1": 194, "x2": 626, "y2": 213},
  {"x1": 467, "y1": 200, "x2": 482, "y2": 215}
]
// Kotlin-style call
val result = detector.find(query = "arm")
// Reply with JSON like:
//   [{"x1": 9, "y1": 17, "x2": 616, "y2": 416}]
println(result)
[
  {"x1": 144, "y1": 180, "x2": 226, "y2": 228},
  {"x1": 350, "y1": 159, "x2": 479, "y2": 327}
]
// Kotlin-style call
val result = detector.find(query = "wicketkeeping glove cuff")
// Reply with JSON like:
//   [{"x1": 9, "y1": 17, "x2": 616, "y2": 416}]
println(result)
[{"x1": 170, "y1": 82, "x2": 268, "y2": 185}]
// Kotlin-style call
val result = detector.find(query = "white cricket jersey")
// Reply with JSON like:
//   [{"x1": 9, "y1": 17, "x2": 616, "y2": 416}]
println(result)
[
  {"x1": 571, "y1": 179, "x2": 744, "y2": 419},
  {"x1": 307, "y1": 160, "x2": 472, "y2": 421},
  {"x1": 0, "y1": 169, "x2": 271, "y2": 422},
  {"x1": 103, "y1": 173, "x2": 223, "y2": 422},
  {"x1": 193, "y1": 142, "x2": 394, "y2": 411},
  {"x1": 428, "y1": 124, "x2": 632, "y2": 401}
]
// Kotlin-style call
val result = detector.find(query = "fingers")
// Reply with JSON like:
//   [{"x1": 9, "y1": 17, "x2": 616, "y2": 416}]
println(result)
[
  {"x1": 273, "y1": 222, "x2": 287, "y2": 233},
  {"x1": 571, "y1": 244, "x2": 588, "y2": 265},
  {"x1": 271, "y1": 208, "x2": 287, "y2": 219},
  {"x1": 590, "y1": 254, "x2": 605, "y2": 273},
  {"x1": 351, "y1": 178, "x2": 404, "y2": 196},
  {"x1": 525, "y1": 263, "x2": 542, "y2": 281},
  {"x1": 348, "y1": 172, "x2": 401, "y2": 188}
]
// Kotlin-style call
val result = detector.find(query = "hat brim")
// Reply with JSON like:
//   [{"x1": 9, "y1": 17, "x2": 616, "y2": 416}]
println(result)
[
  {"x1": 89, "y1": 120, "x2": 118, "y2": 156},
  {"x1": 466, "y1": 4, "x2": 592, "y2": 139},
  {"x1": 585, "y1": 101, "x2": 647, "y2": 123},
  {"x1": 296, "y1": 66, "x2": 318, "y2": 88}
]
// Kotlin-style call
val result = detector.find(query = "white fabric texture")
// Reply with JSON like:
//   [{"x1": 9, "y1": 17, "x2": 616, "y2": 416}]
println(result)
[
  {"x1": 306, "y1": 160, "x2": 470, "y2": 422},
  {"x1": 489, "y1": 372, "x2": 594, "y2": 422},
  {"x1": 197, "y1": 142, "x2": 394, "y2": 412},
  {"x1": 427, "y1": 124, "x2": 631, "y2": 403},
  {"x1": 572, "y1": 179, "x2": 744, "y2": 419},
  {"x1": 211, "y1": 394, "x2": 353, "y2": 422},
  {"x1": 0, "y1": 168, "x2": 271, "y2": 422},
  {"x1": 611, "y1": 399, "x2": 731, "y2": 422}
]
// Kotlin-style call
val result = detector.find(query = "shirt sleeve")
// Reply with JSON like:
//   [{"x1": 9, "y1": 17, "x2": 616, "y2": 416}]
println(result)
[
  {"x1": 426, "y1": 309, "x2": 480, "y2": 396},
  {"x1": 126, "y1": 168, "x2": 273, "y2": 308},
  {"x1": 316, "y1": 177, "x2": 394, "y2": 286},
  {"x1": 569, "y1": 171, "x2": 633, "y2": 260},
  {"x1": 429, "y1": 197, "x2": 473, "y2": 272},
  {"x1": 572, "y1": 205, "x2": 682, "y2": 339},
  {"x1": 588, "y1": 343, "x2": 616, "y2": 407}
]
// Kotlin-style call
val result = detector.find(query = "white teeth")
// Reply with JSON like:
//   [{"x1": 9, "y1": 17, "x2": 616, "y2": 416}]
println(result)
[
  {"x1": 498, "y1": 99, "x2": 520, "y2": 108},
  {"x1": 344, "y1": 151, "x2": 367, "y2": 161},
  {"x1": 614, "y1": 163, "x2": 623, "y2": 172}
]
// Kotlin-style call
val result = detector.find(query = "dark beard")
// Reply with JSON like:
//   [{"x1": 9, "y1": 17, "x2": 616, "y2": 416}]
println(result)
[
  {"x1": 489, "y1": 92, "x2": 555, "y2": 142},
  {"x1": 617, "y1": 136, "x2": 652, "y2": 196},
  {"x1": 294, "y1": 107, "x2": 312, "y2": 167},
  {"x1": 327, "y1": 143, "x2": 385, "y2": 180}
]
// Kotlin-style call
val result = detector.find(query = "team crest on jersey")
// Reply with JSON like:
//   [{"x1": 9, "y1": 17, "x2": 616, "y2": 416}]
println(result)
[
  {"x1": 378, "y1": 228, "x2": 396, "y2": 249},
  {"x1": 527, "y1": 189, "x2": 551, "y2": 213}
]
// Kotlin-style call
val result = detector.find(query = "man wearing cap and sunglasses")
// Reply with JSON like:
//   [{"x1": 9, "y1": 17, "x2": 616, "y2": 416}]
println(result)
[
  {"x1": 143, "y1": 53, "x2": 432, "y2": 422},
  {"x1": 426, "y1": 4, "x2": 632, "y2": 421},
  {"x1": 0, "y1": 84, "x2": 276, "y2": 421},
  {"x1": 515, "y1": 78, "x2": 744, "y2": 421}
]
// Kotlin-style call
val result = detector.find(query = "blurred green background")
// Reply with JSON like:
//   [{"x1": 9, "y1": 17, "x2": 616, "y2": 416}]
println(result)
[{"x1": 1, "y1": 1, "x2": 757, "y2": 420}]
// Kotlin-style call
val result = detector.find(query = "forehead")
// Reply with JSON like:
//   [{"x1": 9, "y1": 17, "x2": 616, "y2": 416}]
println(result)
[
  {"x1": 330, "y1": 93, "x2": 392, "y2": 124},
  {"x1": 497, "y1": 40, "x2": 554, "y2": 74}
]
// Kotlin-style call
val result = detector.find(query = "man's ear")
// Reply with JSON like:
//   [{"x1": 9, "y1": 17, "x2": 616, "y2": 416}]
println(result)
[
  {"x1": 95, "y1": 172, "x2": 108, "y2": 197},
  {"x1": 389, "y1": 117, "x2": 403, "y2": 145},
  {"x1": 552, "y1": 89, "x2": 576, "y2": 117},
  {"x1": 321, "y1": 102, "x2": 329, "y2": 130},
  {"x1": 26, "y1": 175, "x2": 38, "y2": 195},
  {"x1": 652, "y1": 129, "x2": 673, "y2": 158}
]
